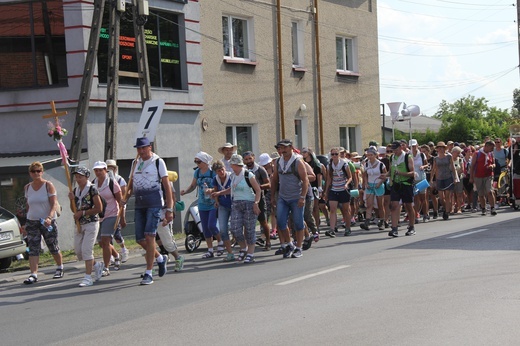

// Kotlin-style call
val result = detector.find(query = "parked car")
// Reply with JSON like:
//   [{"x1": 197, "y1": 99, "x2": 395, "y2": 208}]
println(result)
[{"x1": 0, "y1": 206, "x2": 26, "y2": 270}]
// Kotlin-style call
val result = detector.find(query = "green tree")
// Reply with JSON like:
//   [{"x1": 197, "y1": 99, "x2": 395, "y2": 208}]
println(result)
[{"x1": 433, "y1": 95, "x2": 512, "y2": 143}]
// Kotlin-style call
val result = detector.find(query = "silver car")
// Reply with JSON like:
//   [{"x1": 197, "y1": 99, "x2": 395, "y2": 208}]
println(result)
[{"x1": 0, "y1": 206, "x2": 26, "y2": 270}]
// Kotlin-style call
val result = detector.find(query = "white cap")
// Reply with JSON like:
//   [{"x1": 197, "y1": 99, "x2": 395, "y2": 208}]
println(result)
[
  {"x1": 409, "y1": 139, "x2": 418, "y2": 146},
  {"x1": 258, "y1": 153, "x2": 272, "y2": 166},
  {"x1": 92, "y1": 161, "x2": 107, "y2": 170}
]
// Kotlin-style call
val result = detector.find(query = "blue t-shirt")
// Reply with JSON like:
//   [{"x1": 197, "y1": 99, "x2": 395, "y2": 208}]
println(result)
[
  {"x1": 194, "y1": 168, "x2": 216, "y2": 211},
  {"x1": 231, "y1": 170, "x2": 256, "y2": 202},
  {"x1": 212, "y1": 173, "x2": 232, "y2": 209}
]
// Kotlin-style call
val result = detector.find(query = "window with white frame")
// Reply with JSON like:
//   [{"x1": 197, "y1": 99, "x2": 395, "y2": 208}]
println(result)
[
  {"x1": 291, "y1": 21, "x2": 304, "y2": 67},
  {"x1": 222, "y1": 15, "x2": 253, "y2": 60},
  {"x1": 336, "y1": 36, "x2": 357, "y2": 73},
  {"x1": 226, "y1": 126, "x2": 253, "y2": 154},
  {"x1": 339, "y1": 126, "x2": 358, "y2": 152}
]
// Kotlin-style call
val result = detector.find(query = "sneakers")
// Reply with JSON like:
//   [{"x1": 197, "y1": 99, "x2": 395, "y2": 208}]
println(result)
[
  {"x1": 110, "y1": 255, "x2": 115, "y2": 266},
  {"x1": 121, "y1": 248, "x2": 129, "y2": 263},
  {"x1": 442, "y1": 211, "x2": 449, "y2": 220},
  {"x1": 174, "y1": 255, "x2": 185, "y2": 272},
  {"x1": 223, "y1": 253, "x2": 235, "y2": 262},
  {"x1": 405, "y1": 227, "x2": 416, "y2": 236},
  {"x1": 291, "y1": 248, "x2": 303, "y2": 258},
  {"x1": 93, "y1": 261, "x2": 103, "y2": 282},
  {"x1": 423, "y1": 215, "x2": 430, "y2": 223},
  {"x1": 102, "y1": 267, "x2": 110, "y2": 277},
  {"x1": 113, "y1": 257, "x2": 121, "y2": 271},
  {"x1": 302, "y1": 237, "x2": 312, "y2": 251},
  {"x1": 157, "y1": 254, "x2": 167, "y2": 277},
  {"x1": 490, "y1": 208, "x2": 497, "y2": 216},
  {"x1": 256, "y1": 237, "x2": 265, "y2": 246},
  {"x1": 140, "y1": 273, "x2": 153, "y2": 285},
  {"x1": 432, "y1": 211, "x2": 438, "y2": 219},
  {"x1": 274, "y1": 247, "x2": 284, "y2": 255},
  {"x1": 313, "y1": 233, "x2": 320, "y2": 242},
  {"x1": 325, "y1": 228, "x2": 336, "y2": 238},
  {"x1": 384, "y1": 221, "x2": 390, "y2": 229},
  {"x1": 53, "y1": 268, "x2": 64, "y2": 279},
  {"x1": 344, "y1": 229, "x2": 351, "y2": 236},
  {"x1": 283, "y1": 245, "x2": 294, "y2": 258},
  {"x1": 481, "y1": 208, "x2": 486, "y2": 216},
  {"x1": 360, "y1": 221, "x2": 370, "y2": 231},
  {"x1": 388, "y1": 228, "x2": 398, "y2": 238},
  {"x1": 79, "y1": 276, "x2": 93, "y2": 287},
  {"x1": 377, "y1": 220, "x2": 384, "y2": 230}
]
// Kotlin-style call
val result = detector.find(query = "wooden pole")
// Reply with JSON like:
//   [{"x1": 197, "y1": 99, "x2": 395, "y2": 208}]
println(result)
[
  {"x1": 276, "y1": 0, "x2": 286, "y2": 138},
  {"x1": 313, "y1": 0, "x2": 324, "y2": 153}
]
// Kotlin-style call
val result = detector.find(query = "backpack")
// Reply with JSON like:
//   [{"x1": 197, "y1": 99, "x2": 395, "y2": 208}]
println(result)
[
  {"x1": 364, "y1": 160, "x2": 385, "y2": 174},
  {"x1": 276, "y1": 157, "x2": 301, "y2": 179},
  {"x1": 90, "y1": 177, "x2": 116, "y2": 218},
  {"x1": 328, "y1": 160, "x2": 349, "y2": 178},
  {"x1": 390, "y1": 153, "x2": 413, "y2": 184}
]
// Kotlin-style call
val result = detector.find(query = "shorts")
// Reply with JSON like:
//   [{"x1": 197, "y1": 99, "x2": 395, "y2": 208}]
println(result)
[
  {"x1": 134, "y1": 207, "x2": 161, "y2": 242},
  {"x1": 98, "y1": 216, "x2": 117, "y2": 238},
  {"x1": 473, "y1": 176, "x2": 492, "y2": 197},
  {"x1": 437, "y1": 177, "x2": 454, "y2": 191},
  {"x1": 390, "y1": 183, "x2": 414, "y2": 204},
  {"x1": 328, "y1": 190, "x2": 350, "y2": 204},
  {"x1": 257, "y1": 195, "x2": 267, "y2": 223},
  {"x1": 276, "y1": 197, "x2": 305, "y2": 232}
]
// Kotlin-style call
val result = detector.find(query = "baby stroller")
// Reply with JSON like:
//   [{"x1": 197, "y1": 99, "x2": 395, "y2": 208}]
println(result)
[{"x1": 184, "y1": 201, "x2": 203, "y2": 252}]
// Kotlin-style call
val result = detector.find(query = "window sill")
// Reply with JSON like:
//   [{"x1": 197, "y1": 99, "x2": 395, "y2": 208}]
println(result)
[
  {"x1": 223, "y1": 58, "x2": 258, "y2": 66},
  {"x1": 292, "y1": 66, "x2": 307, "y2": 72},
  {"x1": 336, "y1": 71, "x2": 360, "y2": 77}
]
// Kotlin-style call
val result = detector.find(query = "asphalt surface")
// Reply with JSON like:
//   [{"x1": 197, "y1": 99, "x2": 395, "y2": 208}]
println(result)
[{"x1": 1, "y1": 207, "x2": 520, "y2": 345}]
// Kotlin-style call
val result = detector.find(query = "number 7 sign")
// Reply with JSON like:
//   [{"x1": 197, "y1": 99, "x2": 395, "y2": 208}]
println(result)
[{"x1": 135, "y1": 100, "x2": 165, "y2": 142}]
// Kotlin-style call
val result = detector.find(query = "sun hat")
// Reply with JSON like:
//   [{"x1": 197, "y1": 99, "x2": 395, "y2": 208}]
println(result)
[
  {"x1": 92, "y1": 161, "x2": 107, "y2": 170},
  {"x1": 229, "y1": 154, "x2": 244, "y2": 166},
  {"x1": 218, "y1": 143, "x2": 237, "y2": 155},
  {"x1": 270, "y1": 152, "x2": 280, "y2": 159},
  {"x1": 134, "y1": 137, "x2": 151, "y2": 148},
  {"x1": 106, "y1": 159, "x2": 117, "y2": 168},
  {"x1": 258, "y1": 153, "x2": 272, "y2": 166},
  {"x1": 436, "y1": 141, "x2": 447, "y2": 148},
  {"x1": 73, "y1": 166, "x2": 90, "y2": 177},
  {"x1": 447, "y1": 141, "x2": 454, "y2": 145}
]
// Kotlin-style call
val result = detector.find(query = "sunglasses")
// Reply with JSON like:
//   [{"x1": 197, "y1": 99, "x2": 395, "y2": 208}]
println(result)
[
  {"x1": 194, "y1": 160, "x2": 202, "y2": 164},
  {"x1": 495, "y1": 141, "x2": 501, "y2": 144},
  {"x1": 386, "y1": 150, "x2": 392, "y2": 153},
  {"x1": 330, "y1": 153, "x2": 339, "y2": 156},
  {"x1": 30, "y1": 170, "x2": 42, "y2": 173}
]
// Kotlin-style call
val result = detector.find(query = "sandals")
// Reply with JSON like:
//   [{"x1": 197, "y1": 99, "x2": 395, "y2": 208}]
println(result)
[
  {"x1": 236, "y1": 250, "x2": 247, "y2": 262},
  {"x1": 263, "y1": 243, "x2": 271, "y2": 251},
  {"x1": 243, "y1": 254, "x2": 255, "y2": 264},
  {"x1": 201, "y1": 251, "x2": 214, "y2": 259},
  {"x1": 24, "y1": 274, "x2": 38, "y2": 285},
  {"x1": 216, "y1": 246, "x2": 225, "y2": 257},
  {"x1": 53, "y1": 268, "x2": 64, "y2": 279}
]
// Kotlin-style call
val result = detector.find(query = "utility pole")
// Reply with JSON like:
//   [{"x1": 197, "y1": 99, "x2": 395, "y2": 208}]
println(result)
[
  {"x1": 517, "y1": 0, "x2": 520, "y2": 77},
  {"x1": 313, "y1": 0, "x2": 324, "y2": 154},
  {"x1": 70, "y1": 0, "x2": 151, "y2": 162},
  {"x1": 276, "y1": 0, "x2": 286, "y2": 139}
]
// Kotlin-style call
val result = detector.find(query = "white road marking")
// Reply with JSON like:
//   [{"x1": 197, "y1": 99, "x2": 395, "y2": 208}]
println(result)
[
  {"x1": 448, "y1": 229, "x2": 488, "y2": 239},
  {"x1": 275, "y1": 265, "x2": 351, "y2": 286}
]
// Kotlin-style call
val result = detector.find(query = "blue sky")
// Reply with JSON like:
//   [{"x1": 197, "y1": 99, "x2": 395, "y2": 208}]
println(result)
[{"x1": 378, "y1": 0, "x2": 518, "y2": 116}]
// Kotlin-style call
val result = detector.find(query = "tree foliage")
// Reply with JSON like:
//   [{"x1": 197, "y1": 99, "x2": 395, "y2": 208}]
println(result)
[{"x1": 429, "y1": 95, "x2": 512, "y2": 145}]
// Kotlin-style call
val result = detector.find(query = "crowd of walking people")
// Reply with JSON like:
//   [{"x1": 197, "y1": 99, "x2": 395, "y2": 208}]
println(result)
[{"x1": 20, "y1": 134, "x2": 520, "y2": 286}]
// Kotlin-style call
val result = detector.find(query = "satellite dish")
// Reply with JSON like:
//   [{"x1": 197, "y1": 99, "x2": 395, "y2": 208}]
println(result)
[
  {"x1": 401, "y1": 105, "x2": 420, "y2": 118},
  {"x1": 387, "y1": 102, "x2": 402, "y2": 122}
]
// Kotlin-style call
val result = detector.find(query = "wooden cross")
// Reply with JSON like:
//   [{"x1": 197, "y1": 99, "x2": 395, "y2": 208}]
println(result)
[{"x1": 42, "y1": 100, "x2": 68, "y2": 124}]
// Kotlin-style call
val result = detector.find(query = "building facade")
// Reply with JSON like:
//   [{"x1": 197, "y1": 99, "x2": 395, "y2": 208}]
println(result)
[
  {"x1": 199, "y1": 0, "x2": 380, "y2": 157},
  {"x1": 0, "y1": 0, "x2": 203, "y2": 248}
]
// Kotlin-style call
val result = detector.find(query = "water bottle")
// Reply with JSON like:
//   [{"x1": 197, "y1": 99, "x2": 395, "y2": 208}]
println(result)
[
  {"x1": 40, "y1": 218, "x2": 53, "y2": 232},
  {"x1": 203, "y1": 182, "x2": 211, "y2": 202}
]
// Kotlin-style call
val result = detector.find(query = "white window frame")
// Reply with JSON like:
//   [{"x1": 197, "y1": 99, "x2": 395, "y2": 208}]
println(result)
[
  {"x1": 225, "y1": 125, "x2": 257, "y2": 154},
  {"x1": 222, "y1": 15, "x2": 255, "y2": 62},
  {"x1": 336, "y1": 36, "x2": 358, "y2": 73},
  {"x1": 339, "y1": 126, "x2": 359, "y2": 152},
  {"x1": 291, "y1": 21, "x2": 304, "y2": 68}
]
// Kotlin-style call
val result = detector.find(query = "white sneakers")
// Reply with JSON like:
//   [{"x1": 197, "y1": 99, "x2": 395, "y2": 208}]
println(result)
[
  {"x1": 93, "y1": 261, "x2": 103, "y2": 282},
  {"x1": 121, "y1": 248, "x2": 129, "y2": 263},
  {"x1": 79, "y1": 276, "x2": 93, "y2": 287}
]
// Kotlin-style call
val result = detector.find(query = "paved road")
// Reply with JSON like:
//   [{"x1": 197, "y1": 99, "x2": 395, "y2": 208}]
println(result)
[{"x1": 1, "y1": 209, "x2": 519, "y2": 345}]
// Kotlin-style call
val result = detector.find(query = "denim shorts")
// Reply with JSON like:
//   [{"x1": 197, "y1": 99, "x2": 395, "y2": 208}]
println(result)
[
  {"x1": 276, "y1": 197, "x2": 305, "y2": 231},
  {"x1": 134, "y1": 207, "x2": 161, "y2": 242},
  {"x1": 98, "y1": 216, "x2": 117, "y2": 238}
]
